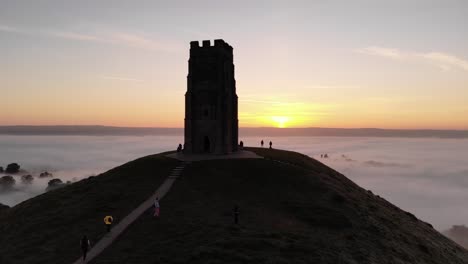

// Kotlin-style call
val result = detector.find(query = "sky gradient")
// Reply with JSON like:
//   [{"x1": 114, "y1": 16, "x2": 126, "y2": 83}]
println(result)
[{"x1": 1, "y1": 0, "x2": 467, "y2": 129}]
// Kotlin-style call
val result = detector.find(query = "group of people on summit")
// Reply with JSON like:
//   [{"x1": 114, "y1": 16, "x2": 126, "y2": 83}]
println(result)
[
  {"x1": 176, "y1": 140, "x2": 274, "y2": 153},
  {"x1": 260, "y1": 139, "x2": 273, "y2": 149},
  {"x1": 239, "y1": 139, "x2": 275, "y2": 149},
  {"x1": 239, "y1": 140, "x2": 274, "y2": 150}
]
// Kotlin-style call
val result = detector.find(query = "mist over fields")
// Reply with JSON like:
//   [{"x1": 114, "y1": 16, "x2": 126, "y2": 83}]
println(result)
[
  {"x1": 0, "y1": 134, "x2": 468, "y2": 231},
  {"x1": 0, "y1": 136, "x2": 178, "y2": 207},
  {"x1": 1, "y1": 125, "x2": 468, "y2": 138}
]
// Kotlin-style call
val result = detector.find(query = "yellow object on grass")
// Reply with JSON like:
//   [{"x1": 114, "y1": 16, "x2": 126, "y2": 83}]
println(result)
[{"x1": 104, "y1": 216, "x2": 113, "y2": 225}]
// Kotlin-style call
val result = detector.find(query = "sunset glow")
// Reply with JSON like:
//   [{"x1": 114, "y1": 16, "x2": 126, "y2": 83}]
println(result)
[
  {"x1": 0, "y1": 1, "x2": 467, "y2": 129},
  {"x1": 271, "y1": 116, "x2": 290, "y2": 128}
]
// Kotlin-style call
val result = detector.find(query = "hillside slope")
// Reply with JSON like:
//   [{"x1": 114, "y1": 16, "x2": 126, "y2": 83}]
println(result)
[
  {"x1": 0, "y1": 148, "x2": 467, "y2": 264},
  {"x1": 92, "y1": 147, "x2": 468, "y2": 264},
  {"x1": 0, "y1": 153, "x2": 179, "y2": 264}
]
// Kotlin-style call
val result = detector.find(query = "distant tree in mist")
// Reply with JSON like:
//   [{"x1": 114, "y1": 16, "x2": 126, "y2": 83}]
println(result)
[
  {"x1": 21, "y1": 175, "x2": 33, "y2": 184},
  {"x1": 444, "y1": 225, "x2": 468, "y2": 249},
  {"x1": 0, "y1": 176, "x2": 15, "y2": 189},
  {"x1": 39, "y1": 171, "x2": 53, "y2": 178},
  {"x1": 5, "y1": 163, "x2": 20, "y2": 174},
  {"x1": 46, "y1": 178, "x2": 64, "y2": 191}
]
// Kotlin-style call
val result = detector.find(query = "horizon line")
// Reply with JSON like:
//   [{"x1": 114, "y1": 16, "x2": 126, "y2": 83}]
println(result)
[{"x1": 1, "y1": 125, "x2": 468, "y2": 132}]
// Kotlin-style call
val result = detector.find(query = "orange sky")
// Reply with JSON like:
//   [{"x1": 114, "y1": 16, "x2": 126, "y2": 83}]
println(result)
[{"x1": 1, "y1": 1, "x2": 468, "y2": 130}]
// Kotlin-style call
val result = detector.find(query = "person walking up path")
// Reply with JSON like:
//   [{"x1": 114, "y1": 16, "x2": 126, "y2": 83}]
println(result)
[
  {"x1": 80, "y1": 235, "x2": 90, "y2": 263},
  {"x1": 104, "y1": 215, "x2": 113, "y2": 232},
  {"x1": 154, "y1": 197, "x2": 160, "y2": 217},
  {"x1": 72, "y1": 161, "x2": 190, "y2": 264}
]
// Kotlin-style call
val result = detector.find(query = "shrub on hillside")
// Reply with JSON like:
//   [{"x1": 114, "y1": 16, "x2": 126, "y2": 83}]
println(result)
[
  {"x1": 0, "y1": 203, "x2": 9, "y2": 213},
  {"x1": 46, "y1": 178, "x2": 64, "y2": 191},
  {"x1": 21, "y1": 175, "x2": 34, "y2": 184},
  {"x1": 5, "y1": 163, "x2": 20, "y2": 174},
  {"x1": 0, "y1": 176, "x2": 16, "y2": 189}
]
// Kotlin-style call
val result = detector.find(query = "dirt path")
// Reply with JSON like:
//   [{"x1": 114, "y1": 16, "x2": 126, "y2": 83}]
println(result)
[{"x1": 72, "y1": 161, "x2": 190, "y2": 264}]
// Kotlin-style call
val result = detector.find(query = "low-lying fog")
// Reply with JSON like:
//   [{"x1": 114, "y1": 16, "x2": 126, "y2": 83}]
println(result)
[
  {"x1": 0, "y1": 136, "x2": 177, "y2": 207},
  {"x1": 1, "y1": 135, "x2": 467, "y2": 231}
]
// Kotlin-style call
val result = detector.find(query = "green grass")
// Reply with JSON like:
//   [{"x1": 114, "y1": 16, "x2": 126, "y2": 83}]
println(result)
[{"x1": 0, "y1": 152, "x2": 179, "y2": 264}]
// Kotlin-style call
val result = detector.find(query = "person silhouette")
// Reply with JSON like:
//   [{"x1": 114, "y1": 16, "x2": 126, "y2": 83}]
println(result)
[
  {"x1": 239, "y1": 141, "x2": 244, "y2": 149},
  {"x1": 269, "y1": 141, "x2": 272, "y2": 149},
  {"x1": 177, "y1": 144, "x2": 182, "y2": 152},
  {"x1": 80, "y1": 234, "x2": 90, "y2": 262},
  {"x1": 104, "y1": 215, "x2": 113, "y2": 232},
  {"x1": 261, "y1": 140, "x2": 264, "y2": 147},
  {"x1": 154, "y1": 197, "x2": 160, "y2": 217},
  {"x1": 233, "y1": 205, "x2": 240, "y2": 224}
]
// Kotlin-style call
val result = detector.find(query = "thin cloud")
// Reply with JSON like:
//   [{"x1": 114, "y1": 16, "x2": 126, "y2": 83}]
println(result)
[
  {"x1": 240, "y1": 99, "x2": 295, "y2": 105},
  {"x1": 356, "y1": 46, "x2": 405, "y2": 60},
  {"x1": 307, "y1": 84, "x2": 361, "y2": 90},
  {"x1": 101, "y1": 75, "x2": 144, "y2": 82},
  {"x1": 418, "y1": 52, "x2": 468, "y2": 72},
  {"x1": 47, "y1": 31, "x2": 104, "y2": 42},
  {"x1": 357, "y1": 46, "x2": 468, "y2": 72},
  {"x1": 0, "y1": 25, "x2": 23, "y2": 33},
  {"x1": 109, "y1": 32, "x2": 180, "y2": 53},
  {"x1": 0, "y1": 24, "x2": 179, "y2": 53}
]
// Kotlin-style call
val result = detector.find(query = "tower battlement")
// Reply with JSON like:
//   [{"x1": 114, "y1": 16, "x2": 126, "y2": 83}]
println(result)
[{"x1": 190, "y1": 39, "x2": 233, "y2": 53}]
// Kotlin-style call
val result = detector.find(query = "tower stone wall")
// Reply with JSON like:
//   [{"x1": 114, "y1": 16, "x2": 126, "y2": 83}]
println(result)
[{"x1": 184, "y1": 39, "x2": 238, "y2": 154}]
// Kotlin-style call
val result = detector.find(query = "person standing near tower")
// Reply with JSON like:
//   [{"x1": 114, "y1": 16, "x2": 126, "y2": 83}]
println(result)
[
  {"x1": 261, "y1": 140, "x2": 264, "y2": 147},
  {"x1": 269, "y1": 141, "x2": 273, "y2": 149}
]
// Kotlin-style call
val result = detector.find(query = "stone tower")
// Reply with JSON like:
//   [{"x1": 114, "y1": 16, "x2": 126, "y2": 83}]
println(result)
[{"x1": 184, "y1": 39, "x2": 238, "y2": 154}]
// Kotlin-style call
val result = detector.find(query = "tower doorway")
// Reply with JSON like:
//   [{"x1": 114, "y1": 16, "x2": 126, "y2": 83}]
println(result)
[{"x1": 203, "y1": 136, "x2": 211, "y2": 153}]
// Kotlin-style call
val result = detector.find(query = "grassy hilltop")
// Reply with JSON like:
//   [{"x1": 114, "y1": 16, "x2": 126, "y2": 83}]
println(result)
[
  {"x1": 0, "y1": 148, "x2": 467, "y2": 264},
  {"x1": 0, "y1": 152, "x2": 179, "y2": 263}
]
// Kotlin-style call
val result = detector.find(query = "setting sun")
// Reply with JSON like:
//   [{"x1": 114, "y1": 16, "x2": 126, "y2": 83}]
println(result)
[{"x1": 271, "y1": 116, "x2": 290, "y2": 128}]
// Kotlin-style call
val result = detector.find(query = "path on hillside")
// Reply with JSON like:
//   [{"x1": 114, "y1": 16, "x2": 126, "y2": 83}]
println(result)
[{"x1": 72, "y1": 161, "x2": 190, "y2": 264}]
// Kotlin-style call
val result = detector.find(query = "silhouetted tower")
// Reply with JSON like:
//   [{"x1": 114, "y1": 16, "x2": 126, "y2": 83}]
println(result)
[{"x1": 184, "y1": 39, "x2": 238, "y2": 154}]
